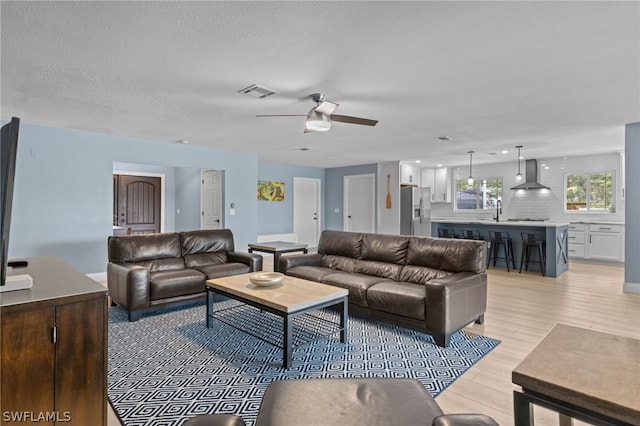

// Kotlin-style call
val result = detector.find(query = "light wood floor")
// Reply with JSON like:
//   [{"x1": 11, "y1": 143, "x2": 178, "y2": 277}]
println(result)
[{"x1": 107, "y1": 258, "x2": 639, "y2": 426}]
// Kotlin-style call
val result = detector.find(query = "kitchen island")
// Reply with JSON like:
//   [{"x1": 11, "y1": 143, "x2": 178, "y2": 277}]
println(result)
[{"x1": 432, "y1": 219, "x2": 569, "y2": 277}]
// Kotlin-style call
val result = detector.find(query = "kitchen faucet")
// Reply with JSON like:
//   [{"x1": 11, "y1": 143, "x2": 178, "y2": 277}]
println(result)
[{"x1": 495, "y1": 200, "x2": 502, "y2": 223}]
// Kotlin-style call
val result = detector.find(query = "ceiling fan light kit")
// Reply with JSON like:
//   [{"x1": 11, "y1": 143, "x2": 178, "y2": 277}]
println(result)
[
  {"x1": 304, "y1": 110, "x2": 331, "y2": 132},
  {"x1": 257, "y1": 92, "x2": 377, "y2": 133}
]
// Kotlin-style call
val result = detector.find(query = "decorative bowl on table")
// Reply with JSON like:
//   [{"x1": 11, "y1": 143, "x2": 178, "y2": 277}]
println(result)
[{"x1": 249, "y1": 272, "x2": 285, "y2": 287}]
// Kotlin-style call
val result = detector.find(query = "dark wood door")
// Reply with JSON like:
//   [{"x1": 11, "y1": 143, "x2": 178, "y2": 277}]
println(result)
[
  {"x1": 55, "y1": 297, "x2": 107, "y2": 425},
  {"x1": 114, "y1": 174, "x2": 161, "y2": 234},
  {"x1": 1, "y1": 307, "x2": 56, "y2": 425}
]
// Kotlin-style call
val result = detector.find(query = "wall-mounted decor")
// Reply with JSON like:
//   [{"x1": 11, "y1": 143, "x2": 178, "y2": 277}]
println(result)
[
  {"x1": 257, "y1": 180, "x2": 285, "y2": 202},
  {"x1": 386, "y1": 174, "x2": 392, "y2": 208}
]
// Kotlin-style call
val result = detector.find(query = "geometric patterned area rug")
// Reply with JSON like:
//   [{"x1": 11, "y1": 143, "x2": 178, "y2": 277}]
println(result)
[{"x1": 108, "y1": 301, "x2": 500, "y2": 426}]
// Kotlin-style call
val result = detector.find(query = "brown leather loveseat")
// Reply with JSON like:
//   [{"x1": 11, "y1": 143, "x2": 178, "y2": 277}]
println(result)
[
  {"x1": 280, "y1": 230, "x2": 487, "y2": 347},
  {"x1": 107, "y1": 229, "x2": 262, "y2": 321}
]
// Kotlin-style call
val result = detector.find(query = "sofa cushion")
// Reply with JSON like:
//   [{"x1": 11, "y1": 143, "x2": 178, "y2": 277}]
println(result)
[
  {"x1": 318, "y1": 230, "x2": 363, "y2": 259},
  {"x1": 398, "y1": 265, "x2": 452, "y2": 285},
  {"x1": 184, "y1": 252, "x2": 227, "y2": 268},
  {"x1": 255, "y1": 378, "x2": 444, "y2": 426},
  {"x1": 321, "y1": 272, "x2": 389, "y2": 307},
  {"x1": 367, "y1": 281, "x2": 426, "y2": 320},
  {"x1": 109, "y1": 233, "x2": 182, "y2": 262},
  {"x1": 405, "y1": 237, "x2": 486, "y2": 273},
  {"x1": 321, "y1": 255, "x2": 358, "y2": 273},
  {"x1": 355, "y1": 261, "x2": 403, "y2": 281},
  {"x1": 181, "y1": 229, "x2": 235, "y2": 267},
  {"x1": 285, "y1": 266, "x2": 336, "y2": 282},
  {"x1": 149, "y1": 269, "x2": 205, "y2": 300},
  {"x1": 135, "y1": 257, "x2": 186, "y2": 273},
  {"x1": 197, "y1": 262, "x2": 251, "y2": 279},
  {"x1": 361, "y1": 234, "x2": 410, "y2": 264}
]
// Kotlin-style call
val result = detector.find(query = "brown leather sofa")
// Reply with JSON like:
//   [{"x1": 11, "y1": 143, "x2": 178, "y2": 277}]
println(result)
[
  {"x1": 107, "y1": 229, "x2": 262, "y2": 321},
  {"x1": 184, "y1": 378, "x2": 498, "y2": 426},
  {"x1": 279, "y1": 230, "x2": 487, "y2": 347}
]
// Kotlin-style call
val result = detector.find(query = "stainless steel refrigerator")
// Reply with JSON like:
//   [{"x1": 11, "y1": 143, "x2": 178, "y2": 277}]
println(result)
[{"x1": 400, "y1": 187, "x2": 431, "y2": 236}]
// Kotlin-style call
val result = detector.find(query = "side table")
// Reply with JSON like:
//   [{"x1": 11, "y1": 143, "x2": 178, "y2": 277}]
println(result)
[
  {"x1": 247, "y1": 241, "x2": 308, "y2": 272},
  {"x1": 512, "y1": 323, "x2": 639, "y2": 425}
]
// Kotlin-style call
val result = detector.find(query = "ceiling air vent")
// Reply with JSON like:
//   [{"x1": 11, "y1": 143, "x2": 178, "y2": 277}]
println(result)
[{"x1": 238, "y1": 84, "x2": 278, "y2": 99}]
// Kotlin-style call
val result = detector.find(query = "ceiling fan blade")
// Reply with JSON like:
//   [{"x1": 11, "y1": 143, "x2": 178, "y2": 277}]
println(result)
[
  {"x1": 315, "y1": 100, "x2": 338, "y2": 116},
  {"x1": 330, "y1": 114, "x2": 378, "y2": 127},
  {"x1": 256, "y1": 114, "x2": 307, "y2": 117}
]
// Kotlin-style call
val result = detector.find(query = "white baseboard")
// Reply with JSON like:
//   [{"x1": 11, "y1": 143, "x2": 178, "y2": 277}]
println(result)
[{"x1": 623, "y1": 281, "x2": 640, "y2": 294}]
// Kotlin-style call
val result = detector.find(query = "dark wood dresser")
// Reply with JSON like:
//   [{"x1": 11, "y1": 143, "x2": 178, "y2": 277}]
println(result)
[{"x1": 1, "y1": 257, "x2": 108, "y2": 426}]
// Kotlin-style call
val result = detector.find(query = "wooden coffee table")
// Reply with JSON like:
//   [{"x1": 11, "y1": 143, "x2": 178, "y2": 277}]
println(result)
[
  {"x1": 512, "y1": 324, "x2": 640, "y2": 425},
  {"x1": 206, "y1": 273, "x2": 348, "y2": 368}
]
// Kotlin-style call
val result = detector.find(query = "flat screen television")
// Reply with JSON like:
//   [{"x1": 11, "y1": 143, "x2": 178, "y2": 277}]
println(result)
[{"x1": 1, "y1": 116, "x2": 31, "y2": 291}]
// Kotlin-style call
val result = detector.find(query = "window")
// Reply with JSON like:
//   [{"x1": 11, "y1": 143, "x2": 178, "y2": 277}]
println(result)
[
  {"x1": 565, "y1": 172, "x2": 614, "y2": 212},
  {"x1": 455, "y1": 177, "x2": 503, "y2": 211}
]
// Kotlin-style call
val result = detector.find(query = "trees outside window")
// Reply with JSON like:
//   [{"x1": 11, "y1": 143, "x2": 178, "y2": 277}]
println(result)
[
  {"x1": 565, "y1": 172, "x2": 613, "y2": 212},
  {"x1": 455, "y1": 178, "x2": 502, "y2": 211}
]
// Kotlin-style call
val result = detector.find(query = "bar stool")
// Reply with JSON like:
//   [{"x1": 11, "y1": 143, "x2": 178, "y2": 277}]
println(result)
[
  {"x1": 462, "y1": 230, "x2": 491, "y2": 266},
  {"x1": 438, "y1": 228, "x2": 458, "y2": 238},
  {"x1": 488, "y1": 231, "x2": 515, "y2": 271},
  {"x1": 519, "y1": 232, "x2": 546, "y2": 276},
  {"x1": 461, "y1": 229, "x2": 484, "y2": 240}
]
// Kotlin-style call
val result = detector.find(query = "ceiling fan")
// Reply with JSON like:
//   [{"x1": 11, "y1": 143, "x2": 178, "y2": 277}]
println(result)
[{"x1": 256, "y1": 93, "x2": 378, "y2": 133}]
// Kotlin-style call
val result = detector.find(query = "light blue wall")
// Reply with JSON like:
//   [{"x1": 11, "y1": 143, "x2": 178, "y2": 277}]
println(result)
[
  {"x1": 175, "y1": 167, "x2": 202, "y2": 231},
  {"x1": 9, "y1": 123, "x2": 258, "y2": 274},
  {"x1": 625, "y1": 122, "x2": 640, "y2": 291},
  {"x1": 257, "y1": 161, "x2": 325, "y2": 235},
  {"x1": 325, "y1": 163, "x2": 378, "y2": 231}
]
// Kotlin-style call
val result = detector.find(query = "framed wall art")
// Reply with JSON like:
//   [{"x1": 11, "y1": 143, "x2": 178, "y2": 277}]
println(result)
[{"x1": 257, "y1": 180, "x2": 285, "y2": 201}]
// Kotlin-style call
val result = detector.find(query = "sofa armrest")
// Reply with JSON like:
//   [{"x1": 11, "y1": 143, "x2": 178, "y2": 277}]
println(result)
[
  {"x1": 279, "y1": 253, "x2": 323, "y2": 274},
  {"x1": 432, "y1": 414, "x2": 498, "y2": 426},
  {"x1": 107, "y1": 262, "x2": 150, "y2": 312},
  {"x1": 228, "y1": 251, "x2": 263, "y2": 272},
  {"x1": 424, "y1": 272, "x2": 487, "y2": 343}
]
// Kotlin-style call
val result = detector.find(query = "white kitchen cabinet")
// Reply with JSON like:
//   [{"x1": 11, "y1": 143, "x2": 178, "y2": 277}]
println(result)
[
  {"x1": 568, "y1": 223, "x2": 624, "y2": 262},
  {"x1": 420, "y1": 167, "x2": 451, "y2": 203},
  {"x1": 588, "y1": 224, "x2": 623, "y2": 261},
  {"x1": 400, "y1": 164, "x2": 418, "y2": 186},
  {"x1": 567, "y1": 223, "x2": 585, "y2": 258}
]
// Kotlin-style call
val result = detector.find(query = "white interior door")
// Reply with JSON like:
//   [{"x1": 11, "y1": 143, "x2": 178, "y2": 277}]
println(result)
[
  {"x1": 294, "y1": 177, "x2": 321, "y2": 247},
  {"x1": 344, "y1": 174, "x2": 375, "y2": 233},
  {"x1": 201, "y1": 170, "x2": 223, "y2": 229}
]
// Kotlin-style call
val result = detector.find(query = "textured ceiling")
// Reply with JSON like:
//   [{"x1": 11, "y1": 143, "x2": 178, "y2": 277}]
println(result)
[{"x1": 1, "y1": 1, "x2": 638, "y2": 168}]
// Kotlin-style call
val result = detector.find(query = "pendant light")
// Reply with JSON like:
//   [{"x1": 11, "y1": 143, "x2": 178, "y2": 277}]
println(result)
[
  {"x1": 467, "y1": 151, "x2": 474, "y2": 185},
  {"x1": 515, "y1": 145, "x2": 523, "y2": 182}
]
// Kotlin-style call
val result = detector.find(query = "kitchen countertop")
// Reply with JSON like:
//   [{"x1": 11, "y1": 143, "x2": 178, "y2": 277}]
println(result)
[
  {"x1": 569, "y1": 220, "x2": 625, "y2": 225},
  {"x1": 431, "y1": 219, "x2": 570, "y2": 228}
]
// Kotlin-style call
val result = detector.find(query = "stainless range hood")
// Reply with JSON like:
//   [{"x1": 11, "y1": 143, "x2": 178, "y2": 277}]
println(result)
[{"x1": 510, "y1": 159, "x2": 550, "y2": 190}]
